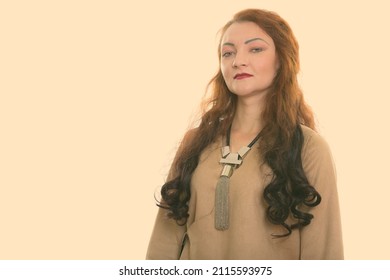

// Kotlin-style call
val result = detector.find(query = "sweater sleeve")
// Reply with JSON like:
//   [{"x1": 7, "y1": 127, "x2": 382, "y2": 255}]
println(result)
[
  {"x1": 145, "y1": 129, "x2": 196, "y2": 260},
  {"x1": 299, "y1": 128, "x2": 344, "y2": 259},
  {"x1": 145, "y1": 207, "x2": 187, "y2": 259}
]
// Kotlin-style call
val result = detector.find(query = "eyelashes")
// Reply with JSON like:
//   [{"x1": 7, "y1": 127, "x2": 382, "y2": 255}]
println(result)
[
  {"x1": 221, "y1": 47, "x2": 265, "y2": 58},
  {"x1": 251, "y1": 47, "x2": 264, "y2": 53},
  {"x1": 222, "y1": 51, "x2": 234, "y2": 58}
]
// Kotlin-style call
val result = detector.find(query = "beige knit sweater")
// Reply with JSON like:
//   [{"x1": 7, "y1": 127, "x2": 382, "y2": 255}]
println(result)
[{"x1": 146, "y1": 125, "x2": 343, "y2": 259}]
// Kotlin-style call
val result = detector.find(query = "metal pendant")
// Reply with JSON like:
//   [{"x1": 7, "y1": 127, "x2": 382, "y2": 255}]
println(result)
[{"x1": 214, "y1": 146, "x2": 252, "y2": 231}]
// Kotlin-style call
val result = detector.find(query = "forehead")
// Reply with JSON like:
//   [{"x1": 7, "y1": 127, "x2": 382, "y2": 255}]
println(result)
[{"x1": 221, "y1": 21, "x2": 274, "y2": 45}]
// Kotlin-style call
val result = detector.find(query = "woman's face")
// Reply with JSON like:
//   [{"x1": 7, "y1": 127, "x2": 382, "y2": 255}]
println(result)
[{"x1": 220, "y1": 21, "x2": 279, "y2": 98}]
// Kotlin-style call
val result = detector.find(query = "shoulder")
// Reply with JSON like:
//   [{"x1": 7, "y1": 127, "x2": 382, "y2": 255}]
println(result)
[
  {"x1": 300, "y1": 125, "x2": 331, "y2": 158},
  {"x1": 299, "y1": 125, "x2": 337, "y2": 187},
  {"x1": 183, "y1": 127, "x2": 199, "y2": 141},
  {"x1": 178, "y1": 127, "x2": 199, "y2": 151},
  {"x1": 300, "y1": 124, "x2": 323, "y2": 143}
]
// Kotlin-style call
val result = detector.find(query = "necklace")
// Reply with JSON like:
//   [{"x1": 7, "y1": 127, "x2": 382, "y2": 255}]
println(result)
[{"x1": 215, "y1": 126, "x2": 262, "y2": 230}]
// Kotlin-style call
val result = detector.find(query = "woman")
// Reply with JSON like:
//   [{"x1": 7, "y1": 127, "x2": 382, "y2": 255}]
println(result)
[{"x1": 146, "y1": 8, "x2": 343, "y2": 259}]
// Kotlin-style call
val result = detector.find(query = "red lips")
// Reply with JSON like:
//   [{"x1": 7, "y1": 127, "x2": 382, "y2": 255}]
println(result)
[{"x1": 234, "y1": 73, "x2": 253, "y2": 80}]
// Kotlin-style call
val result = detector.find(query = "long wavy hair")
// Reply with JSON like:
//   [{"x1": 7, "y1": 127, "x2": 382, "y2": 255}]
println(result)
[{"x1": 158, "y1": 9, "x2": 321, "y2": 237}]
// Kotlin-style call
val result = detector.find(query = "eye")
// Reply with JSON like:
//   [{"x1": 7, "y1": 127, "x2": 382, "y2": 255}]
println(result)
[
  {"x1": 222, "y1": 51, "x2": 234, "y2": 58},
  {"x1": 251, "y1": 47, "x2": 264, "y2": 53}
]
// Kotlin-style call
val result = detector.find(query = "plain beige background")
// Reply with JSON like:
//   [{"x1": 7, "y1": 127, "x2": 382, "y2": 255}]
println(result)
[{"x1": 1, "y1": 0, "x2": 389, "y2": 259}]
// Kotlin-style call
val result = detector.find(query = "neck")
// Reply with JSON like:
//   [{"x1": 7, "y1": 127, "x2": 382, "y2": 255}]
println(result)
[
  {"x1": 231, "y1": 94, "x2": 266, "y2": 134},
  {"x1": 226, "y1": 94, "x2": 266, "y2": 152}
]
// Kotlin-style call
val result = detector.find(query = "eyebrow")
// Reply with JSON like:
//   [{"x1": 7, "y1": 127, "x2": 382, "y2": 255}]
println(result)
[
  {"x1": 245, "y1": 37, "x2": 269, "y2": 45},
  {"x1": 222, "y1": 37, "x2": 270, "y2": 47}
]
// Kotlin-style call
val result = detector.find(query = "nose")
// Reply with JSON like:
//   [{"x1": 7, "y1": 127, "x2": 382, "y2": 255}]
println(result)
[{"x1": 232, "y1": 51, "x2": 248, "y2": 68}]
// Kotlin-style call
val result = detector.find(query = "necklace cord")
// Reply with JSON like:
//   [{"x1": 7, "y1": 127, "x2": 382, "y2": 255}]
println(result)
[{"x1": 226, "y1": 125, "x2": 262, "y2": 148}]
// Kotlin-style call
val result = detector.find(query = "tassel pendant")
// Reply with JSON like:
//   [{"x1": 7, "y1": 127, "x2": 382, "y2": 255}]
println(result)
[
  {"x1": 215, "y1": 175, "x2": 230, "y2": 230},
  {"x1": 215, "y1": 165, "x2": 233, "y2": 230},
  {"x1": 214, "y1": 146, "x2": 252, "y2": 231}
]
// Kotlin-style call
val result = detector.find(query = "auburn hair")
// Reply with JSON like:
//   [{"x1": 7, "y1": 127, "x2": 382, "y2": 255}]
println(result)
[{"x1": 158, "y1": 8, "x2": 321, "y2": 237}]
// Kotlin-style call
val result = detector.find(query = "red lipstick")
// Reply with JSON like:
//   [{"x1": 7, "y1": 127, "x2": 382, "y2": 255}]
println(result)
[{"x1": 234, "y1": 73, "x2": 253, "y2": 80}]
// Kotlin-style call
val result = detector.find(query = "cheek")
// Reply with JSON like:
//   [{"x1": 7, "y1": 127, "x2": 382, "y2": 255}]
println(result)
[
  {"x1": 258, "y1": 59, "x2": 279, "y2": 76},
  {"x1": 220, "y1": 63, "x2": 230, "y2": 80}
]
